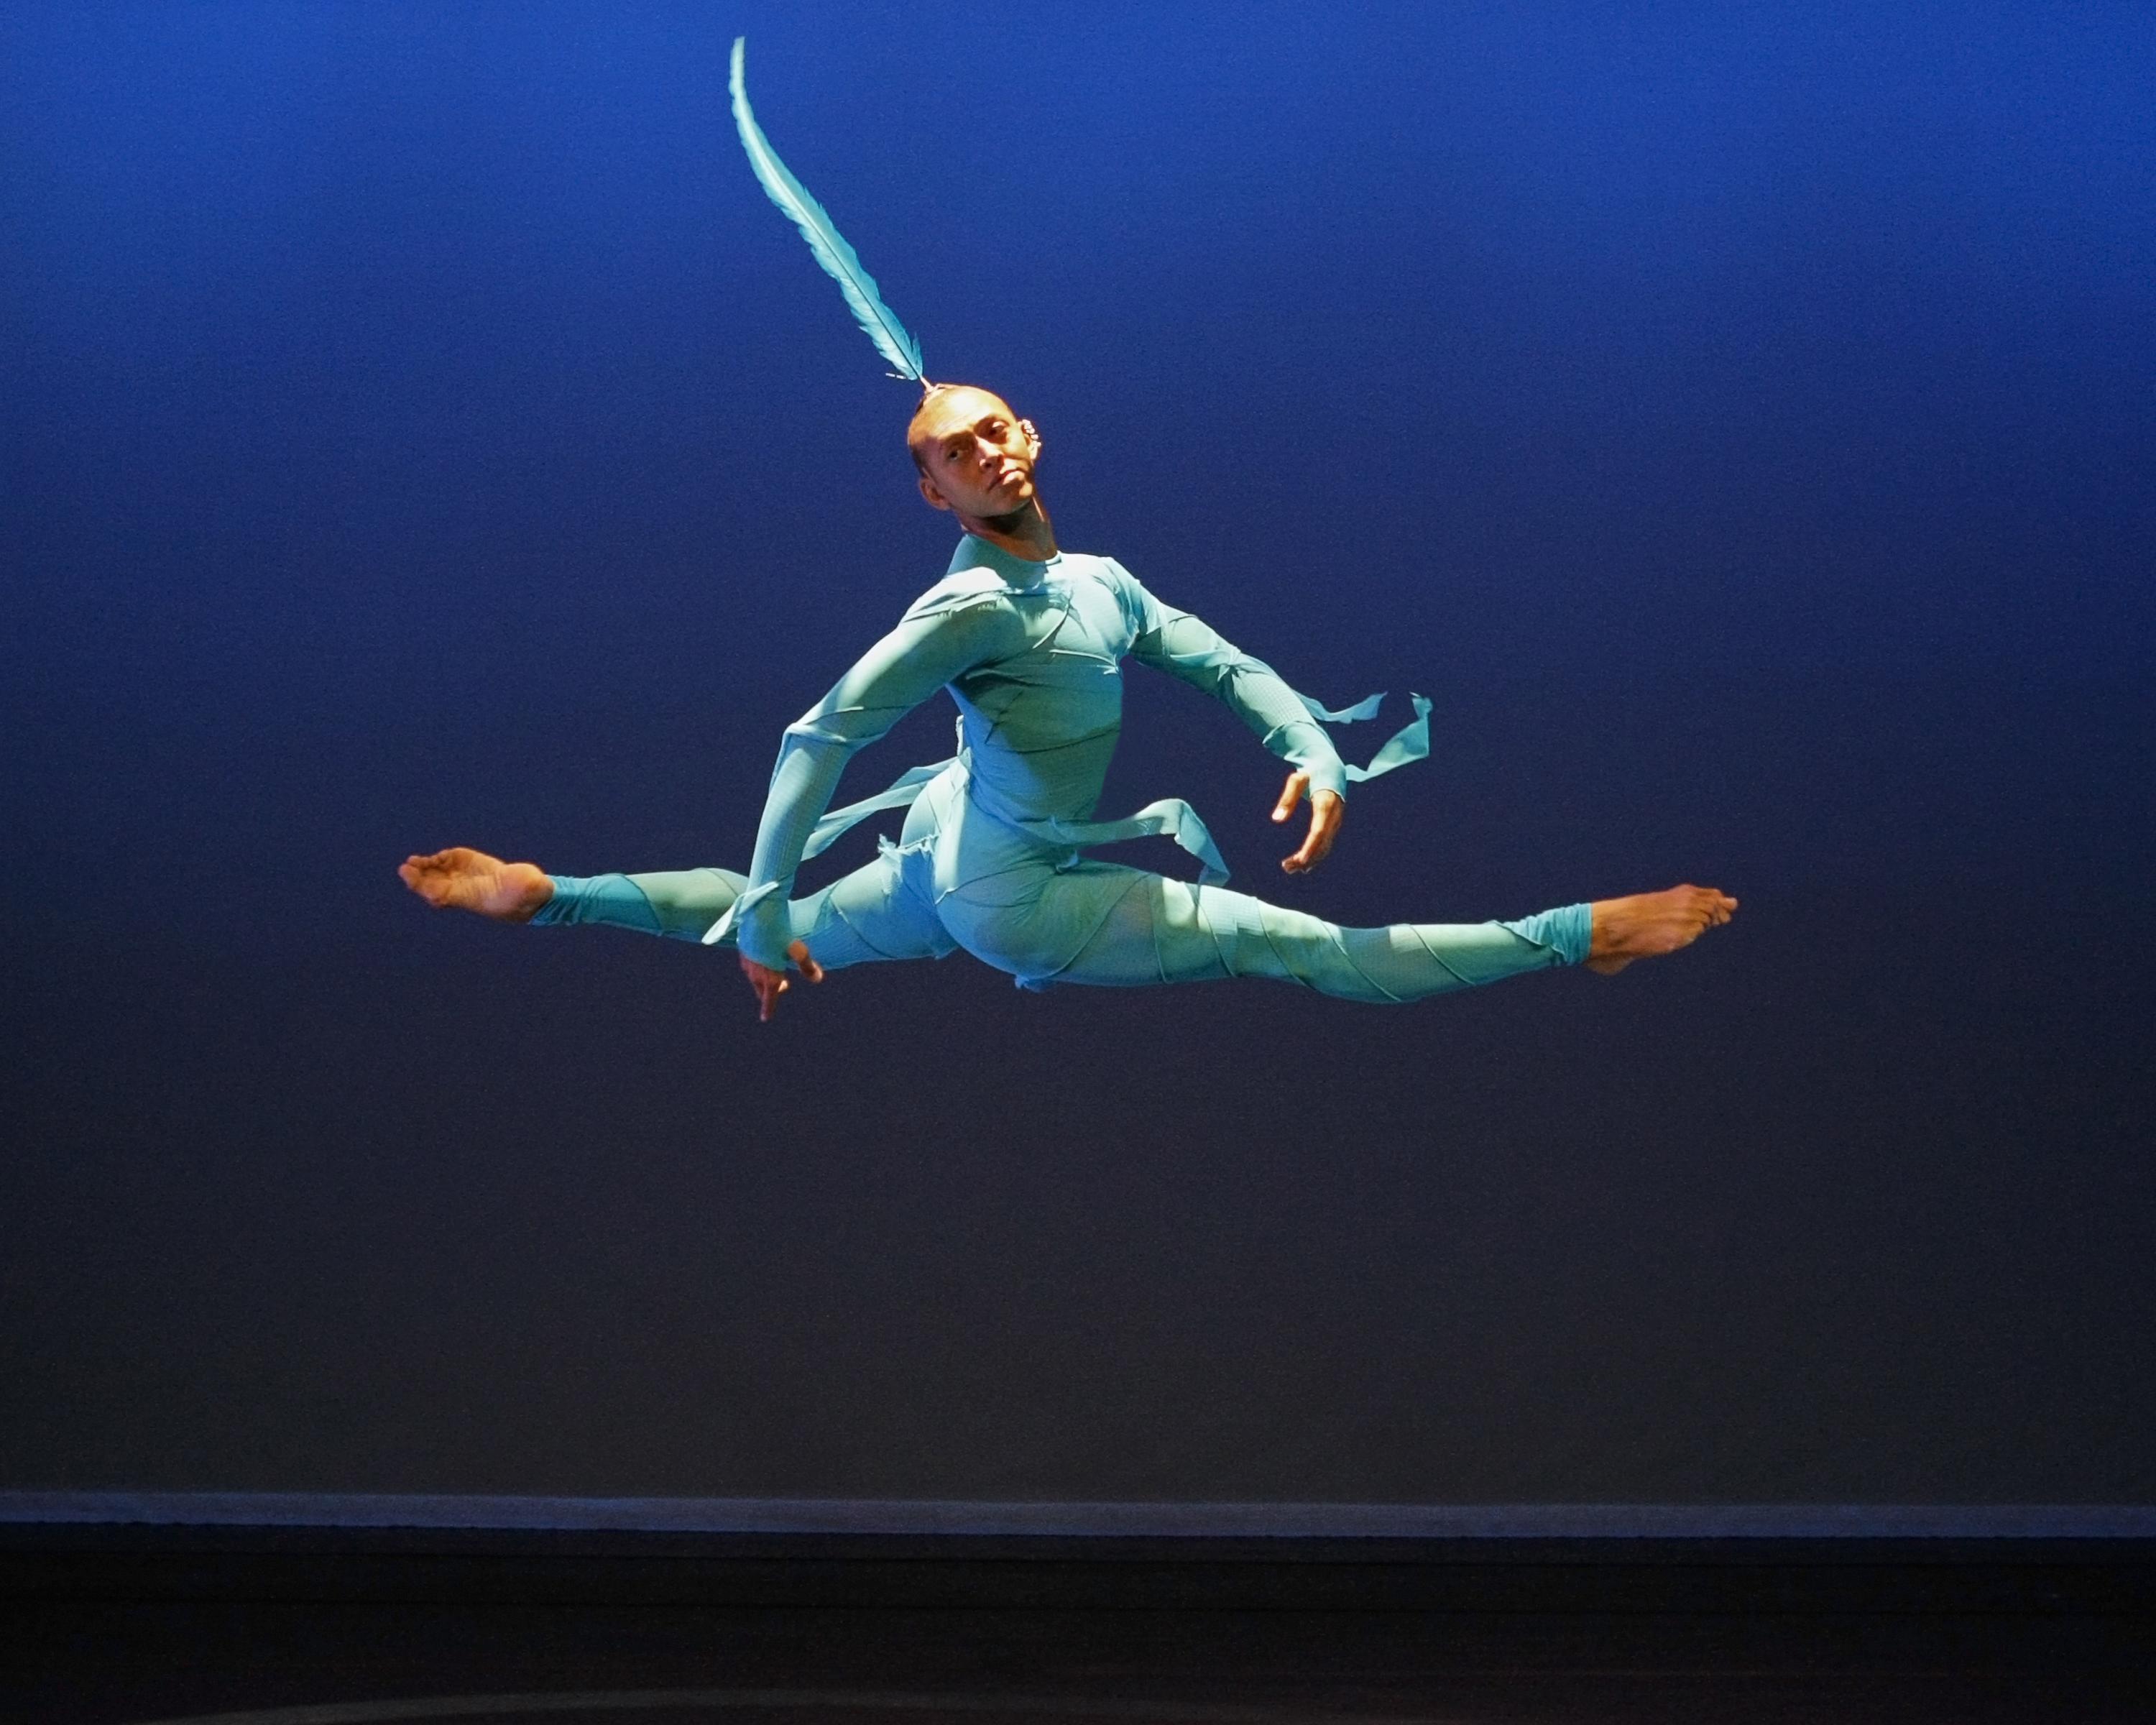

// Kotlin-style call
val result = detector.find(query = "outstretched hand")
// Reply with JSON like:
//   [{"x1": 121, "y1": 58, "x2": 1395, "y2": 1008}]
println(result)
[
  {"x1": 1273, "y1": 770, "x2": 1343, "y2": 874},
  {"x1": 740, "y1": 940, "x2": 825, "y2": 1022}
]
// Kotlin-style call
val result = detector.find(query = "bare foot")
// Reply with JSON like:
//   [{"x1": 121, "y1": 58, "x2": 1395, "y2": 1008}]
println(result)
[
  {"x1": 1585, "y1": 884, "x2": 1738, "y2": 975},
  {"x1": 398, "y1": 847, "x2": 554, "y2": 923}
]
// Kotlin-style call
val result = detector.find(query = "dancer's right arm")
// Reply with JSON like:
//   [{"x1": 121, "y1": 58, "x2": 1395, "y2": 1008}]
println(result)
[{"x1": 734, "y1": 592, "x2": 1019, "y2": 974}]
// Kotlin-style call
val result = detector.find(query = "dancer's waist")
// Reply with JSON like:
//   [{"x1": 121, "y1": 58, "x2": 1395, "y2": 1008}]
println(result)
[
  {"x1": 956, "y1": 761, "x2": 1102, "y2": 849},
  {"x1": 957, "y1": 760, "x2": 1230, "y2": 884}
]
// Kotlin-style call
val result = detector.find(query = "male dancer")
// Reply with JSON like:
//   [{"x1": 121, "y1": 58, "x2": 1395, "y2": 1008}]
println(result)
[{"x1": 401, "y1": 385, "x2": 1736, "y2": 1020}]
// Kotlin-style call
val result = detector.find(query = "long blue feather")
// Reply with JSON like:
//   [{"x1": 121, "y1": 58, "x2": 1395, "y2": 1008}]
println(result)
[{"x1": 729, "y1": 38, "x2": 926, "y2": 384}]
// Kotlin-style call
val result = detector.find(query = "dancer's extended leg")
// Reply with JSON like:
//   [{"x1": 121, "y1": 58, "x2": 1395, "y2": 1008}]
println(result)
[
  {"x1": 402, "y1": 846, "x2": 954, "y2": 974},
  {"x1": 1109, "y1": 874, "x2": 1585, "y2": 999},
  {"x1": 937, "y1": 856, "x2": 1592, "y2": 1000},
  {"x1": 940, "y1": 860, "x2": 1734, "y2": 999}
]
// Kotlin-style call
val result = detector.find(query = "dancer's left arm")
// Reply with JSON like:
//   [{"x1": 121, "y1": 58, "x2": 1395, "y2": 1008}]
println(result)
[
  {"x1": 1110, "y1": 562, "x2": 1346, "y2": 873},
  {"x1": 735, "y1": 593, "x2": 1021, "y2": 1016}
]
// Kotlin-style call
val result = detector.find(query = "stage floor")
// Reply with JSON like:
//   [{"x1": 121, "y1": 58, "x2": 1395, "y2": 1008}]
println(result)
[{"x1": 3, "y1": 1525, "x2": 2152, "y2": 1723}]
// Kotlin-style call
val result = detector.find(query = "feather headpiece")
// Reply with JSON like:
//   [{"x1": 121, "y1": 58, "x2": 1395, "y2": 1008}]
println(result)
[{"x1": 729, "y1": 37, "x2": 931, "y2": 391}]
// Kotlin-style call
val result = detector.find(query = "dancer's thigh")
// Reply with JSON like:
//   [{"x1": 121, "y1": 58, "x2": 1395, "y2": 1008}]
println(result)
[
  {"x1": 791, "y1": 843, "x2": 955, "y2": 972},
  {"x1": 943, "y1": 859, "x2": 1355, "y2": 990},
  {"x1": 934, "y1": 853, "x2": 1153, "y2": 985},
  {"x1": 1046, "y1": 867, "x2": 1330, "y2": 988},
  {"x1": 939, "y1": 855, "x2": 1297, "y2": 989}
]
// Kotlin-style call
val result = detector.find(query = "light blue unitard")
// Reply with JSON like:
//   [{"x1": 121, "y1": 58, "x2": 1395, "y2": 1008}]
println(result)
[{"x1": 533, "y1": 537, "x2": 1592, "y2": 1000}]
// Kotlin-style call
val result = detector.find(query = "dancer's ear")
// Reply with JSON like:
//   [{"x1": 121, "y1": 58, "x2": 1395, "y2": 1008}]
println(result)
[
  {"x1": 917, "y1": 474, "x2": 954, "y2": 512},
  {"x1": 1020, "y1": 418, "x2": 1042, "y2": 457}
]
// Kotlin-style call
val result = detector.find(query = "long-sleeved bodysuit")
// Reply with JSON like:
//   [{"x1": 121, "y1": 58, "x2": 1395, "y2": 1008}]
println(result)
[{"x1": 533, "y1": 536, "x2": 1592, "y2": 999}]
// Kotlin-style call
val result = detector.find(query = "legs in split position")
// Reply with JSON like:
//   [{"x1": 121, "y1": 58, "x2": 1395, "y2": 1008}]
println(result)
[{"x1": 399, "y1": 845, "x2": 1735, "y2": 999}]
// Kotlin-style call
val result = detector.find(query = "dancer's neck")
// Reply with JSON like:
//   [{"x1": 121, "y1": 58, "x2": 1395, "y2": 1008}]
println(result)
[{"x1": 958, "y1": 497, "x2": 1058, "y2": 564}]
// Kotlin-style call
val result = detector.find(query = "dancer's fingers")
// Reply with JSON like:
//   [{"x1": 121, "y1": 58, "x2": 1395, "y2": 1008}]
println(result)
[
  {"x1": 1272, "y1": 769, "x2": 1308, "y2": 824},
  {"x1": 1283, "y1": 791, "x2": 1342, "y2": 873},
  {"x1": 788, "y1": 939, "x2": 824, "y2": 984},
  {"x1": 740, "y1": 954, "x2": 788, "y2": 1022}
]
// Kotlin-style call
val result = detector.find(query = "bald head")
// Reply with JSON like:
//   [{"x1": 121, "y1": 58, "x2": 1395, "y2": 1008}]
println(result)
[
  {"x1": 905, "y1": 383, "x2": 1046, "y2": 527},
  {"x1": 907, "y1": 384, "x2": 1021, "y2": 475}
]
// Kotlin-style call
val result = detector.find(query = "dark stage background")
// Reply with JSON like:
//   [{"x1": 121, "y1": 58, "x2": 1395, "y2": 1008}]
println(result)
[{"x1": 3, "y1": 1, "x2": 2151, "y2": 1508}]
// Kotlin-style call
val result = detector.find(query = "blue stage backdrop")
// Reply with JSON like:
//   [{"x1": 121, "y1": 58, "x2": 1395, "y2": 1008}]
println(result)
[{"x1": 3, "y1": 1, "x2": 2151, "y2": 1506}]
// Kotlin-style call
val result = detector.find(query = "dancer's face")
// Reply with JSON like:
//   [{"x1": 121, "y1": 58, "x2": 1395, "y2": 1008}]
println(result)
[{"x1": 908, "y1": 387, "x2": 1042, "y2": 520}]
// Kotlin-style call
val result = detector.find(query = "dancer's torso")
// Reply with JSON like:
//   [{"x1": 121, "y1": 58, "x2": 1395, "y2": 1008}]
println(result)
[{"x1": 908, "y1": 545, "x2": 1146, "y2": 834}]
